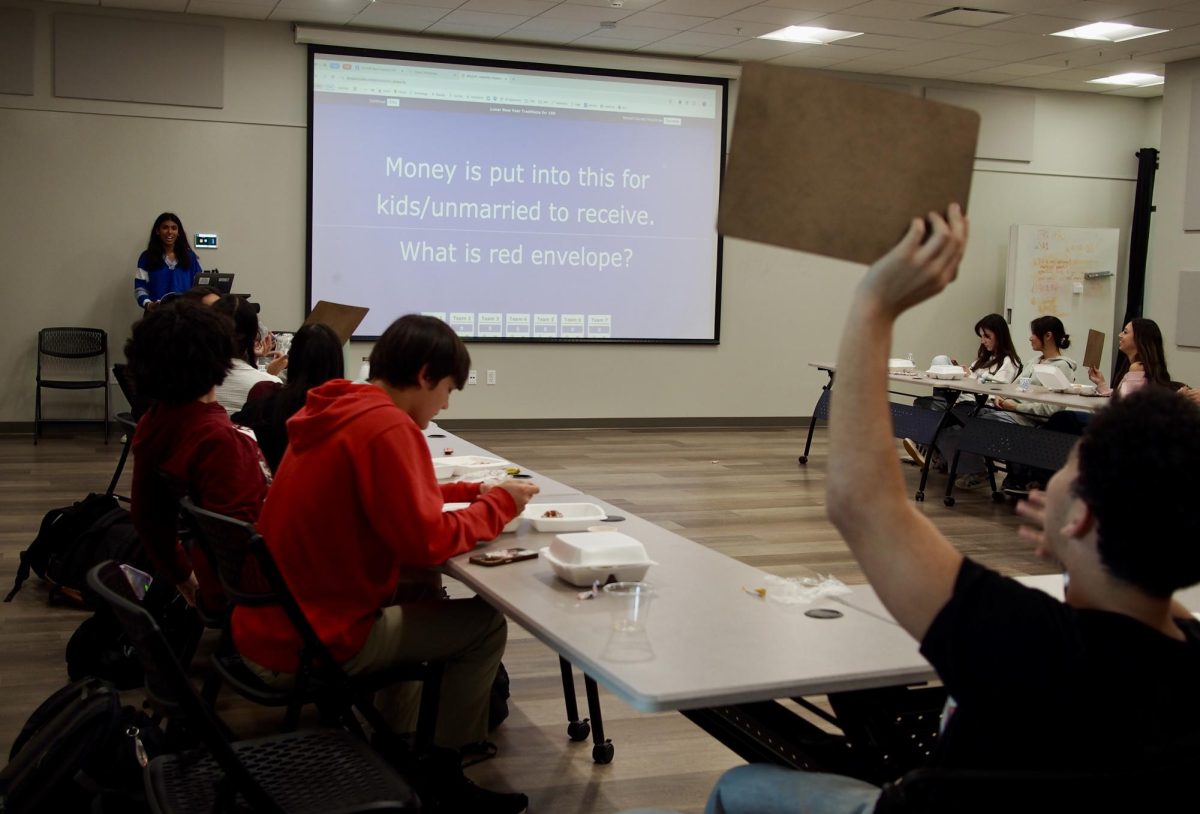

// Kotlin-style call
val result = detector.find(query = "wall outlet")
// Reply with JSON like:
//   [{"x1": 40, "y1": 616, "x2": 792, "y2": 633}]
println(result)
[
  {"x1": 486, "y1": 369, "x2": 496, "y2": 385},
  {"x1": 467, "y1": 369, "x2": 478, "y2": 385}
]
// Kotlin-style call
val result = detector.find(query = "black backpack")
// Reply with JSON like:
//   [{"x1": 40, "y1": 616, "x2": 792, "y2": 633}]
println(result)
[
  {"x1": 0, "y1": 677, "x2": 164, "y2": 814},
  {"x1": 6, "y1": 494, "x2": 144, "y2": 606}
]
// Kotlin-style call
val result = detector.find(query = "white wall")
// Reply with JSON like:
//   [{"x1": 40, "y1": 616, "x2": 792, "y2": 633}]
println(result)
[
  {"x1": 0, "y1": 0, "x2": 1163, "y2": 426},
  {"x1": 1145, "y1": 59, "x2": 1200, "y2": 388}
]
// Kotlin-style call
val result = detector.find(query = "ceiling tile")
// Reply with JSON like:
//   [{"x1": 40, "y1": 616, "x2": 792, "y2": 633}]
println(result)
[
  {"x1": 720, "y1": 6, "x2": 821, "y2": 25},
  {"x1": 459, "y1": 0, "x2": 556, "y2": 15},
  {"x1": 649, "y1": 0, "x2": 760, "y2": 15},
  {"x1": 538, "y1": 4, "x2": 635, "y2": 21},
  {"x1": 702, "y1": 38, "x2": 806, "y2": 59},
  {"x1": 618, "y1": 10, "x2": 715, "y2": 29},
  {"x1": 690, "y1": 18, "x2": 778, "y2": 36},
  {"x1": 186, "y1": 0, "x2": 276, "y2": 19},
  {"x1": 351, "y1": 3, "x2": 449, "y2": 27}
]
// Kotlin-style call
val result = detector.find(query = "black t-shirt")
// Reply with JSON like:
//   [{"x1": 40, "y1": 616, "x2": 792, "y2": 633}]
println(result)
[{"x1": 920, "y1": 558, "x2": 1200, "y2": 771}]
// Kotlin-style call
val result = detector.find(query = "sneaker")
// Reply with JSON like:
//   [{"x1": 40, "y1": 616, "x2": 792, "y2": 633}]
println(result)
[
  {"x1": 1001, "y1": 476, "x2": 1028, "y2": 495},
  {"x1": 436, "y1": 777, "x2": 528, "y2": 814},
  {"x1": 902, "y1": 438, "x2": 926, "y2": 468},
  {"x1": 955, "y1": 472, "x2": 990, "y2": 490}
]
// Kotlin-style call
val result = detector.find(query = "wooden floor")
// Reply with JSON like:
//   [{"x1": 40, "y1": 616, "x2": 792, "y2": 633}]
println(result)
[{"x1": 0, "y1": 426, "x2": 1055, "y2": 812}]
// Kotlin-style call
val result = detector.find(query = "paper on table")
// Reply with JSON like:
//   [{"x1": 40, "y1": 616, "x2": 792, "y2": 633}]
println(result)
[
  {"x1": 1082, "y1": 329, "x2": 1105, "y2": 370},
  {"x1": 718, "y1": 63, "x2": 981, "y2": 265},
  {"x1": 304, "y1": 300, "x2": 369, "y2": 345}
]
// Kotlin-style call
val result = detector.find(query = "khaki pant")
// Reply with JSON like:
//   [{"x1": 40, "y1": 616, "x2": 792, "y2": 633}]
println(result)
[{"x1": 248, "y1": 596, "x2": 506, "y2": 749}]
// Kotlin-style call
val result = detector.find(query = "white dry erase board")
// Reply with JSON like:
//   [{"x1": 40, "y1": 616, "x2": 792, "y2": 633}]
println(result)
[{"x1": 1005, "y1": 225, "x2": 1120, "y2": 377}]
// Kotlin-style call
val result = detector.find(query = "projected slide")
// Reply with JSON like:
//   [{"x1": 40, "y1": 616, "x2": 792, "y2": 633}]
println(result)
[{"x1": 309, "y1": 50, "x2": 726, "y2": 342}]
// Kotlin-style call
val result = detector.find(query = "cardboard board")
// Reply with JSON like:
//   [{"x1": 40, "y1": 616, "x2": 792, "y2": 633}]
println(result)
[
  {"x1": 718, "y1": 63, "x2": 981, "y2": 265},
  {"x1": 304, "y1": 300, "x2": 369, "y2": 345},
  {"x1": 1082, "y1": 329, "x2": 1105, "y2": 370}
]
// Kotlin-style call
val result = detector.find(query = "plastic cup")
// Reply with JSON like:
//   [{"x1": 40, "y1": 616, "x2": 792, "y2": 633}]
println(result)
[
  {"x1": 1017, "y1": 377, "x2": 1032, "y2": 392},
  {"x1": 603, "y1": 582, "x2": 655, "y2": 632}
]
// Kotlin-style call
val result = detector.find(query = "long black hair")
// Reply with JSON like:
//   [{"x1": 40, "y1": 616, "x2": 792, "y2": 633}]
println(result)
[
  {"x1": 1114, "y1": 317, "x2": 1171, "y2": 392},
  {"x1": 276, "y1": 323, "x2": 344, "y2": 418},
  {"x1": 143, "y1": 212, "x2": 195, "y2": 270},
  {"x1": 972, "y1": 313, "x2": 1022, "y2": 375}
]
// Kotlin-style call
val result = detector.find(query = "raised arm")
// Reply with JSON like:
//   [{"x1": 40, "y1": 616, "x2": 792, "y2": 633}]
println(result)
[{"x1": 826, "y1": 206, "x2": 968, "y2": 641}]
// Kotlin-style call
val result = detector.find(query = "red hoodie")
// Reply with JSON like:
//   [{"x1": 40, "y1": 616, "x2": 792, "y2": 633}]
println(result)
[{"x1": 232, "y1": 380, "x2": 517, "y2": 672}]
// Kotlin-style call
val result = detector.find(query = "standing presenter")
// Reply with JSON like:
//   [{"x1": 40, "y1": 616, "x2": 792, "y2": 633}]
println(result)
[{"x1": 134, "y1": 212, "x2": 203, "y2": 310}]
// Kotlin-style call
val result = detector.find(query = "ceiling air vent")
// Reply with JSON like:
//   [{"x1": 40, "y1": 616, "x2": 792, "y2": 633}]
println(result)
[{"x1": 921, "y1": 7, "x2": 1013, "y2": 27}]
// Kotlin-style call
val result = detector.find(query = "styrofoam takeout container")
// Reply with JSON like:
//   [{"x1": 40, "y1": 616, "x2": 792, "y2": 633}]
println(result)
[
  {"x1": 926, "y1": 364, "x2": 966, "y2": 380},
  {"x1": 522, "y1": 502, "x2": 606, "y2": 532},
  {"x1": 540, "y1": 531, "x2": 656, "y2": 587},
  {"x1": 888, "y1": 358, "x2": 916, "y2": 374},
  {"x1": 433, "y1": 455, "x2": 511, "y2": 481}
]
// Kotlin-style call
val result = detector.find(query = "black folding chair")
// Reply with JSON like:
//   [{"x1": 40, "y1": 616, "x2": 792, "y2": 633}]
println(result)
[
  {"x1": 35, "y1": 327, "x2": 109, "y2": 444},
  {"x1": 178, "y1": 497, "x2": 443, "y2": 747},
  {"x1": 86, "y1": 560, "x2": 420, "y2": 814}
]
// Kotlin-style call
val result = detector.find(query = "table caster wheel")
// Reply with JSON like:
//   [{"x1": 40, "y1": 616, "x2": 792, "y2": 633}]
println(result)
[
  {"x1": 798, "y1": 456, "x2": 808, "y2": 465},
  {"x1": 915, "y1": 491, "x2": 925, "y2": 502},
  {"x1": 592, "y1": 740, "x2": 614, "y2": 764},
  {"x1": 567, "y1": 720, "x2": 591, "y2": 742},
  {"x1": 943, "y1": 497, "x2": 955, "y2": 507}
]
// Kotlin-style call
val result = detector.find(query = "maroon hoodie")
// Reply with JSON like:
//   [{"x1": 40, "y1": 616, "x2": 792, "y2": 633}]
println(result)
[{"x1": 130, "y1": 399, "x2": 268, "y2": 605}]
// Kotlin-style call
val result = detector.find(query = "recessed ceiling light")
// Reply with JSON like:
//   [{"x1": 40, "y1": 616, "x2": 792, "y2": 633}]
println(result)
[
  {"x1": 759, "y1": 26, "x2": 862, "y2": 45},
  {"x1": 1052, "y1": 22, "x2": 1168, "y2": 43},
  {"x1": 1088, "y1": 72, "x2": 1164, "y2": 87}
]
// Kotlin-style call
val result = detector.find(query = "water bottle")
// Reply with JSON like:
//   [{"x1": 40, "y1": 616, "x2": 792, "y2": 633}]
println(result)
[{"x1": 358, "y1": 357, "x2": 370, "y2": 382}]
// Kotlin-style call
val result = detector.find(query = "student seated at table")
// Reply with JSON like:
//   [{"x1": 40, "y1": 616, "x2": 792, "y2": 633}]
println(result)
[
  {"x1": 211, "y1": 294, "x2": 281, "y2": 416},
  {"x1": 643, "y1": 206, "x2": 1200, "y2": 814},
  {"x1": 124, "y1": 299, "x2": 269, "y2": 613},
  {"x1": 232, "y1": 314, "x2": 538, "y2": 814},
  {"x1": 903, "y1": 313, "x2": 1023, "y2": 470},
  {"x1": 232, "y1": 322, "x2": 343, "y2": 473},
  {"x1": 1090, "y1": 317, "x2": 1172, "y2": 398},
  {"x1": 990, "y1": 315, "x2": 1078, "y2": 424}
]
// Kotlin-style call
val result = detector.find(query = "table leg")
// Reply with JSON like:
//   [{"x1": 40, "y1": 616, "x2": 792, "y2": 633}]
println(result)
[
  {"x1": 584, "y1": 674, "x2": 614, "y2": 764},
  {"x1": 799, "y1": 370, "x2": 834, "y2": 465},
  {"x1": 559, "y1": 656, "x2": 591, "y2": 742}
]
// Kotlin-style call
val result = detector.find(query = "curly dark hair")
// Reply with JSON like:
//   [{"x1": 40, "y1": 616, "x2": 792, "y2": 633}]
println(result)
[
  {"x1": 369, "y1": 315, "x2": 470, "y2": 390},
  {"x1": 1075, "y1": 387, "x2": 1200, "y2": 596},
  {"x1": 124, "y1": 300, "x2": 234, "y2": 404}
]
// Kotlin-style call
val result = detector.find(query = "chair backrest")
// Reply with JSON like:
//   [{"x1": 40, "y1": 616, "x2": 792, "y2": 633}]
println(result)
[
  {"x1": 84, "y1": 561, "x2": 288, "y2": 811},
  {"x1": 39, "y1": 328, "x2": 106, "y2": 359},
  {"x1": 178, "y1": 497, "x2": 343, "y2": 676}
]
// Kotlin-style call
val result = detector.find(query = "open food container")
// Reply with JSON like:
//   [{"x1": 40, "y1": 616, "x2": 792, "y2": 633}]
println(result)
[
  {"x1": 888, "y1": 358, "x2": 917, "y2": 374},
  {"x1": 442, "y1": 502, "x2": 521, "y2": 533},
  {"x1": 540, "y1": 531, "x2": 656, "y2": 587},
  {"x1": 522, "y1": 502, "x2": 606, "y2": 532},
  {"x1": 433, "y1": 455, "x2": 511, "y2": 481}
]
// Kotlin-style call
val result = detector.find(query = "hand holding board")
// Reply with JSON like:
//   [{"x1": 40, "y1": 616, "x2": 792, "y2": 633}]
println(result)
[{"x1": 718, "y1": 64, "x2": 980, "y2": 265}]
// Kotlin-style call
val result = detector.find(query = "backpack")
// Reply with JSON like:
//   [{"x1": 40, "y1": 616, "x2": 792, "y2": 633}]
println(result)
[
  {"x1": 6, "y1": 494, "x2": 144, "y2": 606},
  {"x1": 0, "y1": 677, "x2": 164, "y2": 814}
]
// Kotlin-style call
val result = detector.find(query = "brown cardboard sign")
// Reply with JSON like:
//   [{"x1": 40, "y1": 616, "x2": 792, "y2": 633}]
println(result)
[
  {"x1": 1082, "y1": 329, "x2": 1105, "y2": 370},
  {"x1": 304, "y1": 300, "x2": 369, "y2": 345},
  {"x1": 718, "y1": 63, "x2": 981, "y2": 265}
]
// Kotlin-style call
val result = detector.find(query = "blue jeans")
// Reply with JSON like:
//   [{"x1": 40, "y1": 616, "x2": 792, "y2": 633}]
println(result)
[{"x1": 622, "y1": 764, "x2": 881, "y2": 814}]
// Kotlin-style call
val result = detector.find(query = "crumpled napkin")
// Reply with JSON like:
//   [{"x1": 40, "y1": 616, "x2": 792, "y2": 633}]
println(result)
[{"x1": 761, "y1": 573, "x2": 851, "y2": 605}]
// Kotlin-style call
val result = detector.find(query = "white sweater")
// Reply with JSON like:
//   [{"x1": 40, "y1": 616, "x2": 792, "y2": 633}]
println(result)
[{"x1": 215, "y1": 359, "x2": 282, "y2": 416}]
